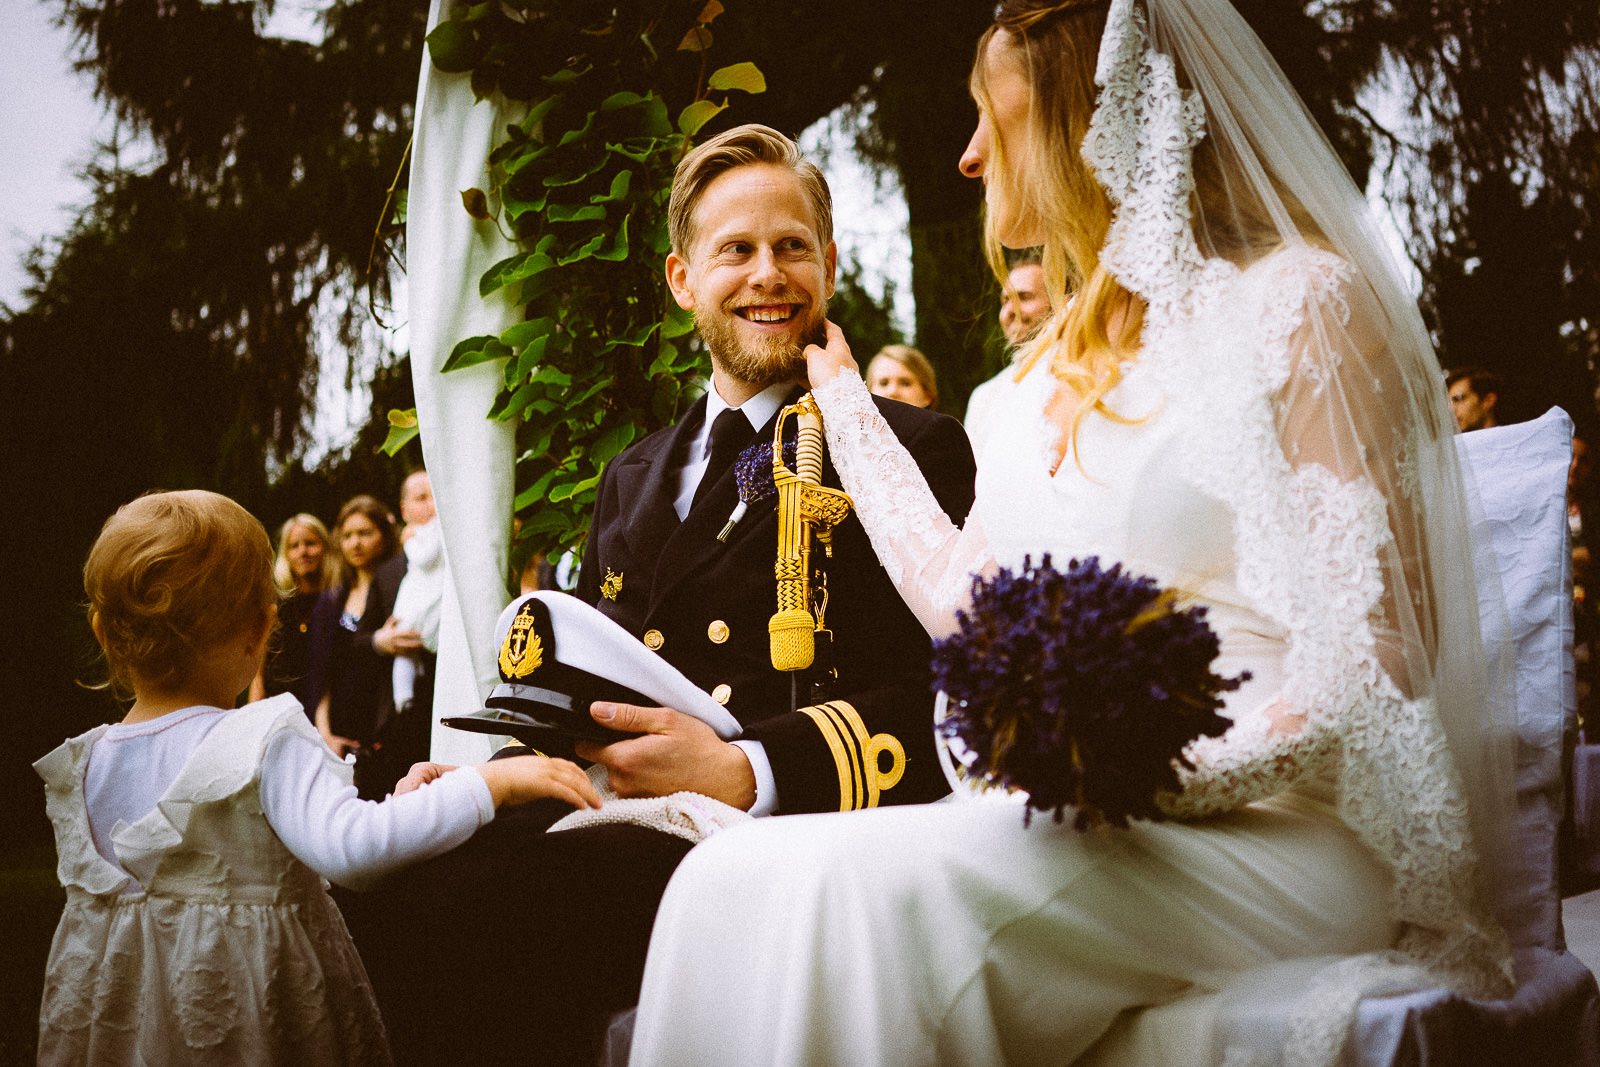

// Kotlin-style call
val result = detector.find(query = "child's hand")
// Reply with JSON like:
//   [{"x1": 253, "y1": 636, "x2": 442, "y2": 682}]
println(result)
[
  {"x1": 477, "y1": 756, "x2": 602, "y2": 811},
  {"x1": 395, "y1": 761, "x2": 456, "y2": 796}
]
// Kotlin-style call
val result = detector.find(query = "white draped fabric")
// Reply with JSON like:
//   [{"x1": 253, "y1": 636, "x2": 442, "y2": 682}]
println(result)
[{"x1": 408, "y1": 0, "x2": 522, "y2": 763}]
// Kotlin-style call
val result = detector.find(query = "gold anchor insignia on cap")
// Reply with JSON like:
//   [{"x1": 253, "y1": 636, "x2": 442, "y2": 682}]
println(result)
[
  {"x1": 498, "y1": 604, "x2": 544, "y2": 679},
  {"x1": 601, "y1": 569, "x2": 623, "y2": 601},
  {"x1": 643, "y1": 629, "x2": 665, "y2": 651},
  {"x1": 707, "y1": 620, "x2": 730, "y2": 644},
  {"x1": 712, "y1": 683, "x2": 732, "y2": 704}
]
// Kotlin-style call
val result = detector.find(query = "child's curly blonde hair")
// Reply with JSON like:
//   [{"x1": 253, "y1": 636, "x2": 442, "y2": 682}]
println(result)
[{"x1": 84, "y1": 490, "x2": 276, "y2": 696}]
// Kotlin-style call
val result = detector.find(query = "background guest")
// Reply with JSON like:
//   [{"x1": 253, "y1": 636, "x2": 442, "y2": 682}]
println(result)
[
  {"x1": 866, "y1": 344, "x2": 939, "y2": 408},
  {"x1": 966, "y1": 251, "x2": 1054, "y2": 455},
  {"x1": 306, "y1": 495, "x2": 403, "y2": 797},
  {"x1": 373, "y1": 470, "x2": 441, "y2": 788},
  {"x1": 997, "y1": 252, "x2": 1049, "y2": 348},
  {"x1": 249, "y1": 513, "x2": 334, "y2": 709},
  {"x1": 1447, "y1": 366, "x2": 1504, "y2": 432}
]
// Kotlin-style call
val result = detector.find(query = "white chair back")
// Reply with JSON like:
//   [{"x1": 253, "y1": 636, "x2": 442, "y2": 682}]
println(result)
[{"x1": 1455, "y1": 406, "x2": 1576, "y2": 950}]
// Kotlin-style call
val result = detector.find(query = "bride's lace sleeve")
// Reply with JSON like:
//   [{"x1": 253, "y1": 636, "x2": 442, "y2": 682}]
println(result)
[
  {"x1": 1163, "y1": 251, "x2": 1433, "y2": 820},
  {"x1": 812, "y1": 372, "x2": 992, "y2": 638}
]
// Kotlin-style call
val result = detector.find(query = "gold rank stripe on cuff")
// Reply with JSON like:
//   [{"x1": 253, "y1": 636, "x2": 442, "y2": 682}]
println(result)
[{"x1": 799, "y1": 701, "x2": 908, "y2": 811}]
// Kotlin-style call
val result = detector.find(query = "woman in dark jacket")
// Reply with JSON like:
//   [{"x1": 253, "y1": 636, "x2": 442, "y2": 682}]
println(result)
[
  {"x1": 306, "y1": 496, "x2": 404, "y2": 789},
  {"x1": 251, "y1": 512, "x2": 334, "y2": 709}
]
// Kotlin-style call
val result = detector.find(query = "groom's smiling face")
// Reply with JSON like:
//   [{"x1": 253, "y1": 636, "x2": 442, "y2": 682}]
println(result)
[{"x1": 665, "y1": 163, "x2": 837, "y2": 389}]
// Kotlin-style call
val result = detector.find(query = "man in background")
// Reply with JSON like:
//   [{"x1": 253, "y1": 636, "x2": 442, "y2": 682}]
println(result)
[
  {"x1": 966, "y1": 251, "x2": 1050, "y2": 454},
  {"x1": 1447, "y1": 367, "x2": 1504, "y2": 432}
]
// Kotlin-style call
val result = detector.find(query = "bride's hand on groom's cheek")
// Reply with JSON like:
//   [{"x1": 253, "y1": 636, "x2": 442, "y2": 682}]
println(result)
[{"x1": 803, "y1": 319, "x2": 857, "y2": 389}]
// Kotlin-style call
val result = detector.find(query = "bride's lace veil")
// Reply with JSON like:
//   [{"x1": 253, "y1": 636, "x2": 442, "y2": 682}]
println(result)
[{"x1": 990, "y1": 0, "x2": 1524, "y2": 952}]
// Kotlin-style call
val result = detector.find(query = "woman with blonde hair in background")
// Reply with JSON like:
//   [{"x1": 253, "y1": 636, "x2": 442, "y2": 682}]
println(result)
[
  {"x1": 865, "y1": 343, "x2": 939, "y2": 409},
  {"x1": 250, "y1": 512, "x2": 334, "y2": 709}
]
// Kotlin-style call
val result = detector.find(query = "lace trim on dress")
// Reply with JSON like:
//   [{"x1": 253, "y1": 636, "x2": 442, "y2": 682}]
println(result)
[{"x1": 813, "y1": 372, "x2": 991, "y2": 637}]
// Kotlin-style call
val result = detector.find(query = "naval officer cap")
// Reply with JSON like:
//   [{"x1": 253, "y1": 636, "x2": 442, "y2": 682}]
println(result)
[{"x1": 442, "y1": 591, "x2": 741, "y2": 746}]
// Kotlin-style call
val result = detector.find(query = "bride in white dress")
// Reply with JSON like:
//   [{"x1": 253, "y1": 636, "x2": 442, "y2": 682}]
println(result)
[{"x1": 628, "y1": 1, "x2": 1524, "y2": 1064}]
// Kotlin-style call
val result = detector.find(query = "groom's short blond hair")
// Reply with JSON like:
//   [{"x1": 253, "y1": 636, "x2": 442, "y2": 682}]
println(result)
[{"x1": 667, "y1": 124, "x2": 833, "y2": 259}]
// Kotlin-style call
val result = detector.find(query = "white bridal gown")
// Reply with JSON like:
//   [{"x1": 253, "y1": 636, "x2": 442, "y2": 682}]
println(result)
[{"x1": 628, "y1": 247, "x2": 1513, "y2": 1067}]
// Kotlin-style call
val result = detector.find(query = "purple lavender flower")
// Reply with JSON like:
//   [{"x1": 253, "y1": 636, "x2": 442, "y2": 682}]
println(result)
[
  {"x1": 733, "y1": 439, "x2": 798, "y2": 504},
  {"x1": 933, "y1": 554, "x2": 1244, "y2": 830}
]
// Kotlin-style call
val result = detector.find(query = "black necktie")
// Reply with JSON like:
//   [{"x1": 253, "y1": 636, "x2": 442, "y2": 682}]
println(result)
[{"x1": 693, "y1": 407, "x2": 751, "y2": 508}]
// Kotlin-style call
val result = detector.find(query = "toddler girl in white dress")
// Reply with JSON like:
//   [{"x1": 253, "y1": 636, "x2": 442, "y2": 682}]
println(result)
[{"x1": 35, "y1": 489, "x2": 600, "y2": 1065}]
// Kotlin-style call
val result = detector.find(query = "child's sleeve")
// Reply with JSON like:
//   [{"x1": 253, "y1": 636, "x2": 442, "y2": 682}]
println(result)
[{"x1": 258, "y1": 731, "x2": 495, "y2": 891}]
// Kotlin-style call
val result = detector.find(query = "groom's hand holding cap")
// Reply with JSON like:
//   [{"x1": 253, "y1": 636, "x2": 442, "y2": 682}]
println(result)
[{"x1": 443, "y1": 592, "x2": 742, "y2": 751}]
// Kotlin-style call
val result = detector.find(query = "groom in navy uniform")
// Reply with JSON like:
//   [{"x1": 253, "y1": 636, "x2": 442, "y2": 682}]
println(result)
[
  {"x1": 570, "y1": 125, "x2": 974, "y2": 816},
  {"x1": 358, "y1": 124, "x2": 975, "y2": 1065}
]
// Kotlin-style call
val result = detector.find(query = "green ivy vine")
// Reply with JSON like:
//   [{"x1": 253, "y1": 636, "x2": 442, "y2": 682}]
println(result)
[{"x1": 386, "y1": 0, "x2": 764, "y2": 574}]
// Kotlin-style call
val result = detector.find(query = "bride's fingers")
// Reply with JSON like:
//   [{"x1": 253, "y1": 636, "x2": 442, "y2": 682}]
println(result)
[{"x1": 804, "y1": 319, "x2": 857, "y2": 386}]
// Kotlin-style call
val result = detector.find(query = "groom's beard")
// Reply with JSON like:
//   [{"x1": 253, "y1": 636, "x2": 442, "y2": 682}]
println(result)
[{"x1": 696, "y1": 293, "x2": 828, "y2": 388}]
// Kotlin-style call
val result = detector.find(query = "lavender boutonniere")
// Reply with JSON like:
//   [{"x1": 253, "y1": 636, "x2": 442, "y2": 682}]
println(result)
[{"x1": 933, "y1": 554, "x2": 1245, "y2": 830}]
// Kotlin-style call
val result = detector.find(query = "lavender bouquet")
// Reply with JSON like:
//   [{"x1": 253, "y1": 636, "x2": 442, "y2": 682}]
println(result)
[{"x1": 933, "y1": 554, "x2": 1245, "y2": 829}]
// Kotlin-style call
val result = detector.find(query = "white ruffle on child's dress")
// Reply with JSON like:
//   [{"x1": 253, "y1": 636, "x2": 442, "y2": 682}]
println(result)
[{"x1": 34, "y1": 697, "x2": 391, "y2": 1066}]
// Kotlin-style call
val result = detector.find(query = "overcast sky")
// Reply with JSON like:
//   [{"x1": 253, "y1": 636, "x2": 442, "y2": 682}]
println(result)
[{"x1": 0, "y1": 1, "x2": 105, "y2": 309}]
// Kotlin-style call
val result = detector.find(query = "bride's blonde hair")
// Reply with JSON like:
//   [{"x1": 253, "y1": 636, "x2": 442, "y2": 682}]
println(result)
[{"x1": 972, "y1": 1, "x2": 1141, "y2": 443}]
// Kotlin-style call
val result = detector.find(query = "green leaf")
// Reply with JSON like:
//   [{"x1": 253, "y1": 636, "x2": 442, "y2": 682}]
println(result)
[
  {"x1": 663, "y1": 300, "x2": 696, "y2": 339},
  {"x1": 519, "y1": 94, "x2": 562, "y2": 137},
  {"x1": 557, "y1": 110, "x2": 598, "y2": 147},
  {"x1": 513, "y1": 334, "x2": 549, "y2": 380},
  {"x1": 380, "y1": 408, "x2": 420, "y2": 455},
  {"x1": 490, "y1": 378, "x2": 542, "y2": 420},
  {"x1": 557, "y1": 231, "x2": 606, "y2": 265},
  {"x1": 425, "y1": 19, "x2": 485, "y2": 74},
  {"x1": 588, "y1": 422, "x2": 637, "y2": 465},
  {"x1": 600, "y1": 91, "x2": 652, "y2": 112},
  {"x1": 543, "y1": 154, "x2": 610, "y2": 187},
  {"x1": 479, "y1": 250, "x2": 554, "y2": 296},
  {"x1": 442, "y1": 334, "x2": 512, "y2": 373},
  {"x1": 501, "y1": 186, "x2": 548, "y2": 221},
  {"x1": 514, "y1": 468, "x2": 561, "y2": 511},
  {"x1": 638, "y1": 96, "x2": 674, "y2": 138},
  {"x1": 605, "y1": 139, "x2": 658, "y2": 163},
  {"x1": 591, "y1": 169, "x2": 633, "y2": 203},
  {"x1": 543, "y1": 65, "x2": 591, "y2": 87},
  {"x1": 469, "y1": 66, "x2": 497, "y2": 104},
  {"x1": 532, "y1": 364, "x2": 572, "y2": 387},
  {"x1": 593, "y1": 215, "x2": 630, "y2": 261},
  {"x1": 707, "y1": 62, "x2": 766, "y2": 95},
  {"x1": 549, "y1": 473, "x2": 602, "y2": 503},
  {"x1": 601, "y1": 316, "x2": 660, "y2": 348},
  {"x1": 547, "y1": 203, "x2": 607, "y2": 223},
  {"x1": 678, "y1": 99, "x2": 726, "y2": 137},
  {"x1": 501, "y1": 317, "x2": 555, "y2": 349},
  {"x1": 514, "y1": 508, "x2": 573, "y2": 537}
]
